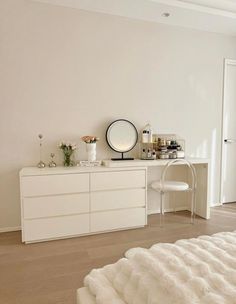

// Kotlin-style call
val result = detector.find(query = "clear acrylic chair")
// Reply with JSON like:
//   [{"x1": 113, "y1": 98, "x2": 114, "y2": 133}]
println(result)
[{"x1": 151, "y1": 159, "x2": 197, "y2": 226}]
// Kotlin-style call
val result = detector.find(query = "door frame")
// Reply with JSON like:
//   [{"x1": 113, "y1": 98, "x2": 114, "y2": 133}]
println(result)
[{"x1": 220, "y1": 58, "x2": 236, "y2": 204}]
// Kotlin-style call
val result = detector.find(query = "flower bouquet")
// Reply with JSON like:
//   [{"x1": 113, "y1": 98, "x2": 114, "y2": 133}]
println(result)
[
  {"x1": 59, "y1": 142, "x2": 76, "y2": 167},
  {"x1": 81, "y1": 136, "x2": 99, "y2": 144},
  {"x1": 81, "y1": 136, "x2": 99, "y2": 161}
]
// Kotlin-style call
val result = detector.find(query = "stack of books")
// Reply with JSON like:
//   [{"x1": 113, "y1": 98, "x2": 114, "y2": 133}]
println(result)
[{"x1": 78, "y1": 160, "x2": 102, "y2": 167}]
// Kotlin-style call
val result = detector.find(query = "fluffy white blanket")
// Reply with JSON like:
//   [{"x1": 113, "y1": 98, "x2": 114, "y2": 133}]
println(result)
[{"x1": 84, "y1": 231, "x2": 236, "y2": 304}]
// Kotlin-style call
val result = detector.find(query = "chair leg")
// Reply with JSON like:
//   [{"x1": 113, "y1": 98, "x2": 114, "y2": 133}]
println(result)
[
  {"x1": 160, "y1": 191, "x2": 164, "y2": 227},
  {"x1": 191, "y1": 190, "x2": 196, "y2": 224},
  {"x1": 172, "y1": 193, "x2": 176, "y2": 214}
]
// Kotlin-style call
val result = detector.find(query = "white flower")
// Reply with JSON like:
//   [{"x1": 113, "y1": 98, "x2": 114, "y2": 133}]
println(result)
[{"x1": 58, "y1": 140, "x2": 77, "y2": 151}]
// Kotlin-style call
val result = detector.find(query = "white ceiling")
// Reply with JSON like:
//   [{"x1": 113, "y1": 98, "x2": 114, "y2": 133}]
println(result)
[{"x1": 33, "y1": 0, "x2": 236, "y2": 36}]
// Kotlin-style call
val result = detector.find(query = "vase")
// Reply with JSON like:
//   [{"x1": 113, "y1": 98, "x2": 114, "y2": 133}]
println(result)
[
  {"x1": 86, "y1": 143, "x2": 96, "y2": 161},
  {"x1": 63, "y1": 151, "x2": 74, "y2": 167}
]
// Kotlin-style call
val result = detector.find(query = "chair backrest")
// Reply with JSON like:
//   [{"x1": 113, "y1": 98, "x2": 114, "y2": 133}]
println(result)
[{"x1": 161, "y1": 159, "x2": 197, "y2": 190}]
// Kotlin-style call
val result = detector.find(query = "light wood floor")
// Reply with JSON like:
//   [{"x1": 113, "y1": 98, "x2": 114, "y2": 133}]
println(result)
[{"x1": 1, "y1": 204, "x2": 236, "y2": 304}]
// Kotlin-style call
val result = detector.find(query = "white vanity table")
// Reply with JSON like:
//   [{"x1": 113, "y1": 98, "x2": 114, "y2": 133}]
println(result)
[
  {"x1": 103, "y1": 157, "x2": 210, "y2": 220},
  {"x1": 20, "y1": 157, "x2": 209, "y2": 243}
]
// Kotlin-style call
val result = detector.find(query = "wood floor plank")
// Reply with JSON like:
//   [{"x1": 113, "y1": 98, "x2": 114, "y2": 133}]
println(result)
[{"x1": 0, "y1": 203, "x2": 236, "y2": 304}]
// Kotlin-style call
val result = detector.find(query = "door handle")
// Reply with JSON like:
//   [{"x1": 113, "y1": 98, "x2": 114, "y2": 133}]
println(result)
[{"x1": 224, "y1": 139, "x2": 236, "y2": 143}]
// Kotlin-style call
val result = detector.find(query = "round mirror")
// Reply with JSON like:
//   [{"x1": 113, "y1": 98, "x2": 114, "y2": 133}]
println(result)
[{"x1": 106, "y1": 119, "x2": 138, "y2": 160}]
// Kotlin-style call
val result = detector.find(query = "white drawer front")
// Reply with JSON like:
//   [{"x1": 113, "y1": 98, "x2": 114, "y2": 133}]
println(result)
[
  {"x1": 91, "y1": 208, "x2": 146, "y2": 232},
  {"x1": 22, "y1": 173, "x2": 89, "y2": 197},
  {"x1": 91, "y1": 189, "x2": 146, "y2": 212},
  {"x1": 23, "y1": 193, "x2": 89, "y2": 219},
  {"x1": 90, "y1": 170, "x2": 146, "y2": 191},
  {"x1": 24, "y1": 214, "x2": 89, "y2": 242}
]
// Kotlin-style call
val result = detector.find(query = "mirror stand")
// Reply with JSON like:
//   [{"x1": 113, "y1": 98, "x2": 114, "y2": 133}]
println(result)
[{"x1": 111, "y1": 152, "x2": 134, "y2": 161}]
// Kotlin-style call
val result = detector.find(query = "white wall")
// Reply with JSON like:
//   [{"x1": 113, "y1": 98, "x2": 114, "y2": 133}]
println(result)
[{"x1": 0, "y1": 0, "x2": 236, "y2": 231}]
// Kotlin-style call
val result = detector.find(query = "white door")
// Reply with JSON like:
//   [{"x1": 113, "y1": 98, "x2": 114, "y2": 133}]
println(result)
[{"x1": 221, "y1": 59, "x2": 236, "y2": 204}]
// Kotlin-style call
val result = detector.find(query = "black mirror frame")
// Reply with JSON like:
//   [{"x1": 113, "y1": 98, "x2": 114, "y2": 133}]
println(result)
[{"x1": 105, "y1": 119, "x2": 138, "y2": 160}]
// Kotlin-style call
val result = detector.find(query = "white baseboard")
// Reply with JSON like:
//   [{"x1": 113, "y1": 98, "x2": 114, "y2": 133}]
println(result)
[
  {"x1": 147, "y1": 206, "x2": 188, "y2": 215},
  {"x1": 211, "y1": 203, "x2": 222, "y2": 207},
  {"x1": 0, "y1": 226, "x2": 21, "y2": 233}
]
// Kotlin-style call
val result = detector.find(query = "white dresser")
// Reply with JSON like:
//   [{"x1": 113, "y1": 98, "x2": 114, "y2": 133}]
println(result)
[{"x1": 20, "y1": 166, "x2": 147, "y2": 243}]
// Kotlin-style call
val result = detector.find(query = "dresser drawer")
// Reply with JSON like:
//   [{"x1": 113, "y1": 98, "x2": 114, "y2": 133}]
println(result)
[
  {"x1": 90, "y1": 170, "x2": 146, "y2": 191},
  {"x1": 23, "y1": 193, "x2": 89, "y2": 219},
  {"x1": 21, "y1": 173, "x2": 89, "y2": 197},
  {"x1": 91, "y1": 188, "x2": 146, "y2": 212},
  {"x1": 90, "y1": 208, "x2": 146, "y2": 232},
  {"x1": 23, "y1": 214, "x2": 89, "y2": 242}
]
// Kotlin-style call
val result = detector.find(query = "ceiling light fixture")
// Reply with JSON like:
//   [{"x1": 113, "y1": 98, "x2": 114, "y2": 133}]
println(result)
[{"x1": 162, "y1": 12, "x2": 170, "y2": 17}]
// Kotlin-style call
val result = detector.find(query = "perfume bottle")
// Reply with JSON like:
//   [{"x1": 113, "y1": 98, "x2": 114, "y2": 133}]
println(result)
[
  {"x1": 152, "y1": 150, "x2": 156, "y2": 160},
  {"x1": 142, "y1": 130, "x2": 149, "y2": 143},
  {"x1": 141, "y1": 148, "x2": 146, "y2": 159}
]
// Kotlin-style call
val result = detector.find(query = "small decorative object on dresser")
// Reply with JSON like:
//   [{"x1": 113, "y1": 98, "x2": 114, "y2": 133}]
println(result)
[
  {"x1": 48, "y1": 153, "x2": 57, "y2": 167},
  {"x1": 81, "y1": 136, "x2": 99, "y2": 162},
  {"x1": 59, "y1": 141, "x2": 76, "y2": 166},
  {"x1": 37, "y1": 134, "x2": 46, "y2": 168},
  {"x1": 79, "y1": 160, "x2": 102, "y2": 167}
]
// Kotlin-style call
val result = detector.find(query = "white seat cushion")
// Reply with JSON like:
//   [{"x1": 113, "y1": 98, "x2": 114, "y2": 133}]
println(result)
[{"x1": 151, "y1": 180, "x2": 189, "y2": 192}]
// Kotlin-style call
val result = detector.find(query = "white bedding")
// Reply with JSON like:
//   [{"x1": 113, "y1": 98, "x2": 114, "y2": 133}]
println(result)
[
  {"x1": 77, "y1": 287, "x2": 96, "y2": 304},
  {"x1": 83, "y1": 231, "x2": 236, "y2": 304}
]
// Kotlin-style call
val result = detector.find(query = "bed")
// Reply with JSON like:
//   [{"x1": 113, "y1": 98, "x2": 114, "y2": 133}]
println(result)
[
  {"x1": 77, "y1": 287, "x2": 96, "y2": 304},
  {"x1": 77, "y1": 230, "x2": 236, "y2": 304}
]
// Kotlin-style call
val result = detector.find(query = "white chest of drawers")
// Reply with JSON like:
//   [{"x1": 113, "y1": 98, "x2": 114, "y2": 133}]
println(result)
[{"x1": 20, "y1": 166, "x2": 147, "y2": 243}]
